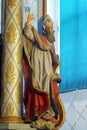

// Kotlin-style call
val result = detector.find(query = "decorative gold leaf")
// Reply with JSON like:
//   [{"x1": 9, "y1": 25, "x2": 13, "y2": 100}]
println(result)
[
  {"x1": 16, "y1": 6, "x2": 22, "y2": 26},
  {"x1": 15, "y1": 91, "x2": 21, "y2": 104},
  {"x1": 6, "y1": 22, "x2": 17, "y2": 44},
  {"x1": 8, "y1": 0, "x2": 17, "y2": 7},
  {"x1": 15, "y1": 82, "x2": 21, "y2": 104},
  {"x1": 15, "y1": 45, "x2": 22, "y2": 64},
  {"x1": 5, "y1": 62, "x2": 16, "y2": 84},
  {"x1": 5, "y1": 102, "x2": 15, "y2": 115}
]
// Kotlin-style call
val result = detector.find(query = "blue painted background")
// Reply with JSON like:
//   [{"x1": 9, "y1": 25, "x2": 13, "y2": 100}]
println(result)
[{"x1": 60, "y1": 0, "x2": 87, "y2": 92}]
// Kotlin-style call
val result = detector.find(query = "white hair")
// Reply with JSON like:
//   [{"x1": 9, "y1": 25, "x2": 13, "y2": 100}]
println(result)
[{"x1": 43, "y1": 15, "x2": 53, "y2": 28}]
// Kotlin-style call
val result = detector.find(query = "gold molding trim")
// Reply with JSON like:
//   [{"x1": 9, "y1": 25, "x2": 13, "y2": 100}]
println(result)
[
  {"x1": 0, "y1": 116, "x2": 24, "y2": 123},
  {"x1": 5, "y1": 61, "x2": 16, "y2": 84},
  {"x1": 8, "y1": 0, "x2": 17, "y2": 7},
  {"x1": 55, "y1": 96, "x2": 66, "y2": 130},
  {"x1": 6, "y1": 22, "x2": 17, "y2": 44}
]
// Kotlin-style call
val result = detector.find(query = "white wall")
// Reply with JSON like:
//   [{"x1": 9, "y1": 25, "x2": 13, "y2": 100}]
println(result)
[
  {"x1": 47, "y1": 0, "x2": 60, "y2": 55},
  {"x1": 23, "y1": 0, "x2": 38, "y2": 29},
  {"x1": 60, "y1": 89, "x2": 87, "y2": 130}
]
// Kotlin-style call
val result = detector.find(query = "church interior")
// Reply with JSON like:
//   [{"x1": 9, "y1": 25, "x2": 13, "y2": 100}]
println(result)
[{"x1": 0, "y1": 0, "x2": 87, "y2": 130}]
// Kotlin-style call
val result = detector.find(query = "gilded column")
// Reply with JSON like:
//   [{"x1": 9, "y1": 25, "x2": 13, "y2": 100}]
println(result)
[{"x1": 0, "y1": 0, "x2": 23, "y2": 123}]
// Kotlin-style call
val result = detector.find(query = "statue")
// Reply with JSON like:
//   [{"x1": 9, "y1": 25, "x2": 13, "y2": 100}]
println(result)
[{"x1": 22, "y1": 14, "x2": 64, "y2": 130}]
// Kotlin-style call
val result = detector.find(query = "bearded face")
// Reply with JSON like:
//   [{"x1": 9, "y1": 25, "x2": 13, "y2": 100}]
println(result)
[
  {"x1": 43, "y1": 27, "x2": 55, "y2": 43},
  {"x1": 43, "y1": 15, "x2": 55, "y2": 43},
  {"x1": 45, "y1": 27, "x2": 54, "y2": 35}
]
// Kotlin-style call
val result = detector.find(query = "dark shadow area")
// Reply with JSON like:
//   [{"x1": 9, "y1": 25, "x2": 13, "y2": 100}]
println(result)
[{"x1": 0, "y1": 34, "x2": 3, "y2": 115}]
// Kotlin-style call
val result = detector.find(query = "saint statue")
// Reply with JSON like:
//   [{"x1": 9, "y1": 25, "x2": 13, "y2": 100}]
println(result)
[{"x1": 22, "y1": 14, "x2": 64, "y2": 130}]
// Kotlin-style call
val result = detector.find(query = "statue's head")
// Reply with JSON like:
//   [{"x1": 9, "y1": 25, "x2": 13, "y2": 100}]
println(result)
[
  {"x1": 43, "y1": 15, "x2": 54, "y2": 35},
  {"x1": 43, "y1": 15, "x2": 53, "y2": 28},
  {"x1": 43, "y1": 15, "x2": 55, "y2": 43}
]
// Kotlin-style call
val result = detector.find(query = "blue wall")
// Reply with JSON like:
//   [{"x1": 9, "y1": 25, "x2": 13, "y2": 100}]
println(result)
[{"x1": 60, "y1": 0, "x2": 87, "y2": 92}]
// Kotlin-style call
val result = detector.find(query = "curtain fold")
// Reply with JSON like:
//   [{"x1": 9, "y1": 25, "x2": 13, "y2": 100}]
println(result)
[{"x1": 60, "y1": 0, "x2": 87, "y2": 92}]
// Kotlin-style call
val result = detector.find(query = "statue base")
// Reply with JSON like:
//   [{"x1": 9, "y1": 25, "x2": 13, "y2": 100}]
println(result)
[{"x1": 0, "y1": 123, "x2": 36, "y2": 130}]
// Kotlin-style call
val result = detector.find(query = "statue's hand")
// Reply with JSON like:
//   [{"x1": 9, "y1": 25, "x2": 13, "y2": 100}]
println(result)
[
  {"x1": 27, "y1": 14, "x2": 34, "y2": 22},
  {"x1": 25, "y1": 14, "x2": 34, "y2": 27}
]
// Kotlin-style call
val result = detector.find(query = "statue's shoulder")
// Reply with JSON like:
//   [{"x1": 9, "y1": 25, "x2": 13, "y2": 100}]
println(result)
[
  {"x1": 40, "y1": 35, "x2": 47, "y2": 41},
  {"x1": 39, "y1": 35, "x2": 49, "y2": 46}
]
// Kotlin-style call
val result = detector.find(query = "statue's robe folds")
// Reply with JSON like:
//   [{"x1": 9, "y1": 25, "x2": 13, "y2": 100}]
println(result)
[{"x1": 23, "y1": 26, "x2": 65, "y2": 130}]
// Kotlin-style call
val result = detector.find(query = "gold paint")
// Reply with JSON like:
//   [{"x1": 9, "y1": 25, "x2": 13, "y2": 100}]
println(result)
[
  {"x1": 15, "y1": 44, "x2": 22, "y2": 64},
  {"x1": 55, "y1": 96, "x2": 65, "y2": 130},
  {"x1": 5, "y1": 61, "x2": 16, "y2": 84},
  {"x1": 0, "y1": 116, "x2": 24, "y2": 123},
  {"x1": 1, "y1": 0, "x2": 23, "y2": 123},
  {"x1": 8, "y1": 0, "x2": 17, "y2": 7},
  {"x1": 6, "y1": 22, "x2": 17, "y2": 44},
  {"x1": 1, "y1": 85, "x2": 6, "y2": 104},
  {"x1": 15, "y1": 82, "x2": 22, "y2": 104},
  {"x1": 16, "y1": 6, "x2": 22, "y2": 26},
  {"x1": 15, "y1": 92, "x2": 21, "y2": 104},
  {"x1": 5, "y1": 103, "x2": 15, "y2": 116}
]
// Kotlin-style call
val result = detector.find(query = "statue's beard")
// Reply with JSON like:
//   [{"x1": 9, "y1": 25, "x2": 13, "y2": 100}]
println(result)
[{"x1": 44, "y1": 33, "x2": 55, "y2": 43}]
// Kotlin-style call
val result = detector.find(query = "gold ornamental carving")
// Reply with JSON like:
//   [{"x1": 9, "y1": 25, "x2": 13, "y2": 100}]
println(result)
[
  {"x1": 5, "y1": 103, "x2": 15, "y2": 116},
  {"x1": 8, "y1": 0, "x2": 17, "y2": 7},
  {"x1": 6, "y1": 22, "x2": 17, "y2": 44},
  {"x1": 15, "y1": 82, "x2": 22, "y2": 104},
  {"x1": 5, "y1": 61, "x2": 16, "y2": 84},
  {"x1": 0, "y1": 116, "x2": 24, "y2": 123},
  {"x1": 16, "y1": 6, "x2": 22, "y2": 26},
  {"x1": 15, "y1": 44, "x2": 22, "y2": 64},
  {"x1": 0, "y1": 0, "x2": 23, "y2": 123}
]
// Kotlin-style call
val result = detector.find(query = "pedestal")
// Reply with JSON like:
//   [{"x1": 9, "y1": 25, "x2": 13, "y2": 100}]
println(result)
[{"x1": 0, "y1": 123, "x2": 36, "y2": 130}]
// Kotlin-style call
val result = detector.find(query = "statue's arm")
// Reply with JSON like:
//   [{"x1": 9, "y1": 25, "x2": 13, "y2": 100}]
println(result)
[
  {"x1": 23, "y1": 25, "x2": 52, "y2": 51},
  {"x1": 23, "y1": 13, "x2": 52, "y2": 51},
  {"x1": 23, "y1": 25, "x2": 34, "y2": 42}
]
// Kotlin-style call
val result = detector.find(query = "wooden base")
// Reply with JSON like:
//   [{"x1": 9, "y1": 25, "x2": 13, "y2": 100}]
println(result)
[{"x1": 0, "y1": 116, "x2": 24, "y2": 123}]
